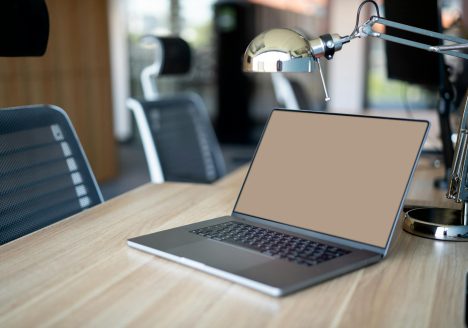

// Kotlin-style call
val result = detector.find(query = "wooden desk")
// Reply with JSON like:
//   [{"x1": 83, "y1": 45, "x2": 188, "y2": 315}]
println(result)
[{"x1": 1, "y1": 158, "x2": 467, "y2": 327}]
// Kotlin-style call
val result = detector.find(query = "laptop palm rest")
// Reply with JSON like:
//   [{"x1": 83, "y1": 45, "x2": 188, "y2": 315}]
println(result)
[{"x1": 169, "y1": 240, "x2": 271, "y2": 272}]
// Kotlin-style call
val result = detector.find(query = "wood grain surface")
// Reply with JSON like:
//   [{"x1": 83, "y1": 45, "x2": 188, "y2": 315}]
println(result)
[{"x1": 0, "y1": 159, "x2": 467, "y2": 327}]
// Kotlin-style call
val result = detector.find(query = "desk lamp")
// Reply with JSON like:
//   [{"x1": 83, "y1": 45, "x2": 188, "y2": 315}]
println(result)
[{"x1": 243, "y1": 0, "x2": 468, "y2": 241}]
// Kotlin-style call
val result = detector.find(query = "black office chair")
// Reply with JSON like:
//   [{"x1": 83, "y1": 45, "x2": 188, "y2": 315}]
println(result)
[
  {"x1": 127, "y1": 93, "x2": 226, "y2": 183},
  {"x1": 129, "y1": 35, "x2": 226, "y2": 183},
  {"x1": 271, "y1": 73, "x2": 310, "y2": 110},
  {"x1": 0, "y1": 105, "x2": 103, "y2": 244}
]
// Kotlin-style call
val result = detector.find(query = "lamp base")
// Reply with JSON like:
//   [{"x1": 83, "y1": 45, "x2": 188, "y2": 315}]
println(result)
[{"x1": 404, "y1": 208, "x2": 468, "y2": 241}]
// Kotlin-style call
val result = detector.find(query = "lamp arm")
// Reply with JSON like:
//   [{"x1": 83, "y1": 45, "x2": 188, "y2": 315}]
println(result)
[
  {"x1": 447, "y1": 97, "x2": 468, "y2": 203},
  {"x1": 350, "y1": 15, "x2": 468, "y2": 203},
  {"x1": 358, "y1": 16, "x2": 468, "y2": 60},
  {"x1": 434, "y1": 44, "x2": 468, "y2": 52}
]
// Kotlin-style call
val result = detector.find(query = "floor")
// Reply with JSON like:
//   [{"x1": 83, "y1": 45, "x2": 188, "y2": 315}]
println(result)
[{"x1": 100, "y1": 141, "x2": 256, "y2": 200}]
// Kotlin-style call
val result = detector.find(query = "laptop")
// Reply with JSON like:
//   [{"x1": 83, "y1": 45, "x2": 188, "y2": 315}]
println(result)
[{"x1": 128, "y1": 109, "x2": 429, "y2": 296}]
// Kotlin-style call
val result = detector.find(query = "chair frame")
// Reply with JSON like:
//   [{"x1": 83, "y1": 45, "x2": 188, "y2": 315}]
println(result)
[
  {"x1": 126, "y1": 98, "x2": 165, "y2": 183},
  {"x1": 271, "y1": 74, "x2": 300, "y2": 110},
  {"x1": 49, "y1": 105, "x2": 104, "y2": 203}
]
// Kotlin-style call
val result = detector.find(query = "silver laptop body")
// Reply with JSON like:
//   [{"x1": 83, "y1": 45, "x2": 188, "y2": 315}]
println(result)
[{"x1": 128, "y1": 109, "x2": 429, "y2": 296}]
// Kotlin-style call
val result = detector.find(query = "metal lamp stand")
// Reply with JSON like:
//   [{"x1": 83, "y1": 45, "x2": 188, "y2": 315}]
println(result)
[
  {"x1": 404, "y1": 206, "x2": 468, "y2": 241},
  {"x1": 404, "y1": 97, "x2": 468, "y2": 241}
]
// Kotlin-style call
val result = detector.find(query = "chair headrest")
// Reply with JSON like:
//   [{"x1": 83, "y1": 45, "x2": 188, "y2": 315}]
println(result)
[{"x1": 140, "y1": 36, "x2": 191, "y2": 76}]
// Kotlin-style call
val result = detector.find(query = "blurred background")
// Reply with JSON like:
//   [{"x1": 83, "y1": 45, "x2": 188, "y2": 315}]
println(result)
[{"x1": 0, "y1": 0, "x2": 466, "y2": 199}]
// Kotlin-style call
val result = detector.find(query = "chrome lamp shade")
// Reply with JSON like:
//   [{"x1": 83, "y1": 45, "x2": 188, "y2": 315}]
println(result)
[{"x1": 243, "y1": 28, "x2": 317, "y2": 73}]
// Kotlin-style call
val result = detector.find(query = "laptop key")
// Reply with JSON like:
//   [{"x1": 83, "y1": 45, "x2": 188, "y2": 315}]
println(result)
[{"x1": 190, "y1": 222, "x2": 351, "y2": 267}]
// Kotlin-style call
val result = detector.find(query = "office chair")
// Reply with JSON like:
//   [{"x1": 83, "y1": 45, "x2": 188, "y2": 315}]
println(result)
[
  {"x1": 0, "y1": 105, "x2": 103, "y2": 244},
  {"x1": 127, "y1": 94, "x2": 226, "y2": 183},
  {"x1": 129, "y1": 35, "x2": 226, "y2": 183},
  {"x1": 271, "y1": 74, "x2": 310, "y2": 110}
]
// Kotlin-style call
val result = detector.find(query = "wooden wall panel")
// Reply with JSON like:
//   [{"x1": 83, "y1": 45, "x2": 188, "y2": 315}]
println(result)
[{"x1": 0, "y1": 0, "x2": 117, "y2": 182}]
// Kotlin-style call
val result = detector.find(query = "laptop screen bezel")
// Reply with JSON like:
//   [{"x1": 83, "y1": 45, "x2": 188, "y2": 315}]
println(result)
[{"x1": 232, "y1": 109, "x2": 430, "y2": 256}]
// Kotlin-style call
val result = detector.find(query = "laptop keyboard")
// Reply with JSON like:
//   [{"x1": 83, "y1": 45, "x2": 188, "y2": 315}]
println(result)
[{"x1": 190, "y1": 221, "x2": 350, "y2": 267}]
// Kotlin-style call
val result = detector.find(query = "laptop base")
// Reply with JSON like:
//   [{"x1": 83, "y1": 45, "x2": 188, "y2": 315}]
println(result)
[{"x1": 128, "y1": 216, "x2": 381, "y2": 296}]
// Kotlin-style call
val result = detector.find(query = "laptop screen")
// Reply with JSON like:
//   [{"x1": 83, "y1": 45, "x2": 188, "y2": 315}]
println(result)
[{"x1": 234, "y1": 110, "x2": 429, "y2": 248}]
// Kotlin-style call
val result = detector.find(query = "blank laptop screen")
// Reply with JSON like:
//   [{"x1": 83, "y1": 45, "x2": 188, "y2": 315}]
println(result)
[{"x1": 234, "y1": 110, "x2": 429, "y2": 248}]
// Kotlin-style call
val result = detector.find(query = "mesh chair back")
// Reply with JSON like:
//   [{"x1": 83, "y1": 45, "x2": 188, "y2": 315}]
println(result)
[
  {"x1": 128, "y1": 93, "x2": 226, "y2": 183},
  {"x1": 0, "y1": 105, "x2": 103, "y2": 244}
]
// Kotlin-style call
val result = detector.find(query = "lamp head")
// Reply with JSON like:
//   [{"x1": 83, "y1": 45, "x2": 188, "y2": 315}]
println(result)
[
  {"x1": 243, "y1": 28, "x2": 347, "y2": 101},
  {"x1": 243, "y1": 28, "x2": 316, "y2": 73},
  {"x1": 243, "y1": 28, "x2": 348, "y2": 74}
]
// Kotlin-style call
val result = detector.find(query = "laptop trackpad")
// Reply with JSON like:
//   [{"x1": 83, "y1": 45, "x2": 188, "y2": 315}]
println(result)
[{"x1": 169, "y1": 240, "x2": 271, "y2": 272}]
